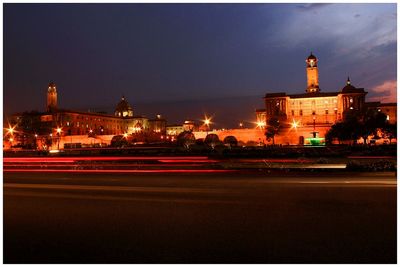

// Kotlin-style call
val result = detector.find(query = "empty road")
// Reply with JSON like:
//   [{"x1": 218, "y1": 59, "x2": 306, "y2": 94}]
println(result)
[{"x1": 4, "y1": 170, "x2": 396, "y2": 263}]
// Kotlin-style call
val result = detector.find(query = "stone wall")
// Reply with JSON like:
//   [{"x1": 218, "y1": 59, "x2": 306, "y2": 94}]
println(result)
[{"x1": 193, "y1": 125, "x2": 332, "y2": 145}]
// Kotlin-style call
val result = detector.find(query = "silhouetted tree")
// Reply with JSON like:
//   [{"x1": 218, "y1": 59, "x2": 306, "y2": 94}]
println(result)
[
  {"x1": 204, "y1": 134, "x2": 221, "y2": 148},
  {"x1": 223, "y1": 136, "x2": 238, "y2": 147},
  {"x1": 177, "y1": 131, "x2": 196, "y2": 148},
  {"x1": 265, "y1": 117, "x2": 280, "y2": 145}
]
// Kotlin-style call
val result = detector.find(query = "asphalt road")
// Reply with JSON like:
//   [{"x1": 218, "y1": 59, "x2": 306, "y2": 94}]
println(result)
[{"x1": 4, "y1": 171, "x2": 397, "y2": 263}]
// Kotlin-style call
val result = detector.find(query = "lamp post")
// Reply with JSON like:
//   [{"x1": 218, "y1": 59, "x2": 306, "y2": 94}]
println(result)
[
  {"x1": 313, "y1": 115, "x2": 317, "y2": 138},
  {"x1": 204, "y1": 116, "x2": 211, "y2": 136},
  {"x1": 56, "y1": 127, "x2": 62, "y2": 150},
  {"x1": 34, "y1": 134, "x2": 38, "y2": 150}
]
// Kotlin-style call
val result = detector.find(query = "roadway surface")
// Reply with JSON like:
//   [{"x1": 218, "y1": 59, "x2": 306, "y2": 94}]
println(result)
[{"x1": 4, "y1": 168, "x2": 396, "y2": 263}]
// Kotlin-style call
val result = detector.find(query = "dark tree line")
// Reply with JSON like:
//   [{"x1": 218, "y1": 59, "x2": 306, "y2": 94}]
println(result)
[{"x1": 326, "y1": 109, "x2": 396, "y2": 144}]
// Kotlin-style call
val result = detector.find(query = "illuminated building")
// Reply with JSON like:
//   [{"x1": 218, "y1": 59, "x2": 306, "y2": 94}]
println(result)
[
  {"x1": 46, "y1": 82, "x2": 58, "y2": 112},
  {"x1": 9, "y1": 82, "x2": 166, "y2": 147},
  {"x1": 115, "y1": 96, "x2": 134, "y2": 117},
  {"x1": 256, "y1": 53, "x2": 396, "y2": 145},
  {"x1": 166, "y1": 125, "x2": 184, "y2": 136}
]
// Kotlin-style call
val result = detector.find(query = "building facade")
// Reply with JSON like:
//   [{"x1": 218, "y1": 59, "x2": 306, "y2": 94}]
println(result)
[
  {"x1": 8, "y1": 83, "x2": 167, "y2": 148},
  {"x1": 256, "y1": 53, "x2": 396, "y2": 144}
]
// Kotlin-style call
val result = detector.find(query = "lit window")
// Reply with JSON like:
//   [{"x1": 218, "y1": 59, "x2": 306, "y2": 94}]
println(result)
[
  {"x1": 350, "y1": 98, "x2": 353, "y2": 103},
  {"x1": 387, "y1": 115, "x2": 390, "y2": 121},
  {"x1": 291, "y1": 110, "x2": 295, "y2": 116},
  {"x1": 300, "y1": 110, "x2": 303, "y2": 116},
  {"x1": 325, "y1": 110, "x2": 328, "y2": 115}
]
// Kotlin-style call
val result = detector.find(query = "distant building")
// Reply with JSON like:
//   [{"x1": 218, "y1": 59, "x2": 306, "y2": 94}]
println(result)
[
  {"x1": 256, "y1": 53, "x2": 396, "y2": 144},
  {"x1": 166, "y1": 125, "x2": 184, "y2": 136},
  {"x1": 46, "y1": 82, "x2": 58, "y2": 112},
  {"x1": 9, "y1": 83, "x2": 167, "y2": 144}
]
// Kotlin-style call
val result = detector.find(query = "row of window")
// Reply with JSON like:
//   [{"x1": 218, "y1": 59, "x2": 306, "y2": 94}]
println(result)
[{"x1": 291, "y1": 109, "x2": 339, "y2": 116}]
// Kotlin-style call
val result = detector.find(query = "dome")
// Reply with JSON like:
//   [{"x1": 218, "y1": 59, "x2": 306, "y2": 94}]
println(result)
[
  {"x1": 341, "y1": 77, "x2": 358, "y2": 93},
  {"x1": 307, "y1": 52, "x2": 317, "y2": 60},
  {"x1": 115, "y1": 96, "x2": 133, "y2": 117},
  {"x1": 48, "y1": 82, "x2": 57, "y2": 92}
]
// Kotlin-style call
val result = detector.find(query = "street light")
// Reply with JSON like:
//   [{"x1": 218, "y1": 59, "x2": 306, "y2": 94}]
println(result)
[
  {"x1": 56, "y1": 127, "x2": 62, "y2": 150},
  {"x1": 291, "y1": 119, "x2": 299, "y2": 130},
  {"x1": 256, "y1": 121, "x2": 266, "y2": 129},
  {"x1": 203, "y1": 116, "x2": 212, "y2": 135},
  {"x1": 123, "y1": 133, "x2": 128, "y2": 138}
]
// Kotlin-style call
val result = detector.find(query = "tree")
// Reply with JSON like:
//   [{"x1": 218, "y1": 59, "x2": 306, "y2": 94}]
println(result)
[
  {"x1": 204, "y1": 134, "x2": 220, "y2": 148},
  {"x1": 382, "y1": 123, "x2": 397, "y2": 144},
  {"x1": 223, "y1": 136, "x2": 238, "y2": 148},
  {"x1": 326, "y1": 108, "x2": 390, "y2": 145},
  {"x1": 265, "y1": 117, "x2": 280, "y2": 145},
  {"x1": 177, "y1": 131, "x2": 196, "y2": 148}
]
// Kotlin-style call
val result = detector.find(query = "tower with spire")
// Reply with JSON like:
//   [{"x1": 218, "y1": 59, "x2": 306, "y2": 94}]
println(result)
[
  {"x1": 46, "y1": 82, "x2": 58, "y2": 112},
  {"x1": 305, "y1": 52, "x2": 320, "y2": 93}
]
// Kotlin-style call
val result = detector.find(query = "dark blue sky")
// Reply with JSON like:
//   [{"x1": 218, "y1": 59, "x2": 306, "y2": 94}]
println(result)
[{"x1": 4, "y1": 3, "x2": 397, "y2": 127}]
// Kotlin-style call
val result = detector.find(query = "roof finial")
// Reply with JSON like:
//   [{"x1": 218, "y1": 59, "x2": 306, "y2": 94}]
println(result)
[
  {"x1": 347, "y1": 76, "x2": 351, "y2": 85},
  {"x1": 122, "y1": 94, "x2": 125, "y2": 100}
]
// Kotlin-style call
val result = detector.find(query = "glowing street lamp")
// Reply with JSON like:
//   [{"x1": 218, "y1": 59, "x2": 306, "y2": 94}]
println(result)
[
  {"x1": 5, "y1": 124, "x2": 16, "y2": 136},
  {"x1": 256, "y1": 121, "x2": 266, "y2": 129},
  {"x1": 203, "y1": 116, "x2": 212, "y2": 135},
  {"x1": 56, "y1": 127, "x2": 62, "y2": 149},
  {"x1": 123, "y1": 133, "x2": 128, "y2": 138},
  {"x1": 291, "y1": 119, "x2": 299, "y2": 130}
]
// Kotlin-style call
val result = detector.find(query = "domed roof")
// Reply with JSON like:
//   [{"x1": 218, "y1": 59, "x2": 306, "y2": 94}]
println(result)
[
  {"x1": 307, "y1": 52, "x2": 317, "y2": 60},
  {"x1": 115, "y1": 96, "x2": 133, "y2": 117},
  {"x1": 341, "y1": 77, "x2": 358, "y2": 93}
]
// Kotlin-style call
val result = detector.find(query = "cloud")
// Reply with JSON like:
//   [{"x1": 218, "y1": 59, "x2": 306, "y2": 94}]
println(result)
[
  {"x1": 295, "y1": 3, "x2": 332, "y2": 11},
  {"x1": 267, "y1": 4, "x2": 396, "y2": 59},
  {"x1": 368, "y1": 79, "x2": 397, "y2": 103}
]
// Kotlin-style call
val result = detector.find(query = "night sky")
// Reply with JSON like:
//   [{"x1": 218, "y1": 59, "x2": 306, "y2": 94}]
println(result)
[{"x1": 4, "y1": 3, "x2": 397, "y2": 128}]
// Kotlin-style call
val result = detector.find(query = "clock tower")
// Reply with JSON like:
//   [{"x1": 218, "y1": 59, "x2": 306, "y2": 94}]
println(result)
[
  {"x1": 47, "y1": 82, "x2": 58, "y2": 112},
  {"x1": 305, "y1": 52, "x2": 320, "y2": 93}
]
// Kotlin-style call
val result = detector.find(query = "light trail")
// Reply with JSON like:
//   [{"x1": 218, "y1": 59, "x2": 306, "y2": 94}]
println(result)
[
  {"x1": 347, "y1": 156, "x2": 396, "y2": 159},
  {"x1": 3, "y1": 163, "x2": 205, "y2": 168},
  {"x1": 158, "y1": 159, "x2": 218, "y2": 163},
  {"x1": 3, "y1": 156, "x2": 213, "y2": 163},
  {"x1": 238, "y1": 159, "x2": 313, "y2": 163},
  {"x1": 4, "y1": 169, "x2": 235, "y2": 174}
]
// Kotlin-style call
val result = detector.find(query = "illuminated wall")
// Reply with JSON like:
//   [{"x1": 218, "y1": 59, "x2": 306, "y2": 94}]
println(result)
[{"x1": 287, "y1": 96, "x2": 341, "y2": 124}]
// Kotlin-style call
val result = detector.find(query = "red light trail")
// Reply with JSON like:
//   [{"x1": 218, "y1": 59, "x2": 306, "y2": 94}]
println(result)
[{"x1": 4, "y1": 169, "x2": 235, "y2": 174}]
